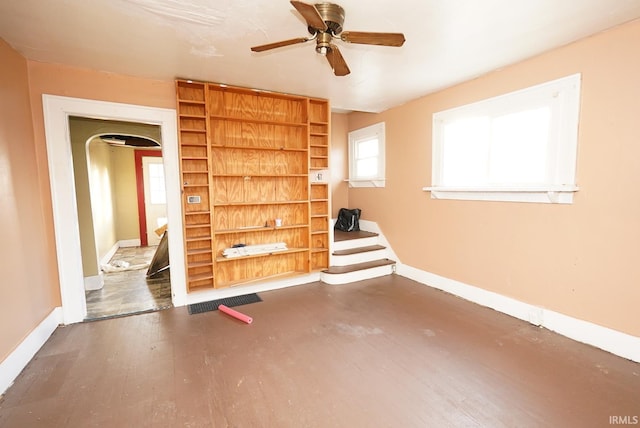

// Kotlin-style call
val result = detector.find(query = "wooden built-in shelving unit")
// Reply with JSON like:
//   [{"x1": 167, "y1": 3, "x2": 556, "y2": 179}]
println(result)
[
  {"x1": 176, "y1": 80, "x2": 331, "y2": 292},
  {"x1": 308, "y1": 98, "x2": 330, "y2": 271}
]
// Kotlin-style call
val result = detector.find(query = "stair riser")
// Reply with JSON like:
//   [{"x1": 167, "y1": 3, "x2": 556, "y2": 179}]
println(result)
[
  {"x1": 332, "y1": 236, "x2": 380, "y2": 252},
  {"x1": 331, "y1": 249, "x2": 388, "y2": 267},
  {"x1": 321, "y1": 264, "x2": 395, "y2": 285}
]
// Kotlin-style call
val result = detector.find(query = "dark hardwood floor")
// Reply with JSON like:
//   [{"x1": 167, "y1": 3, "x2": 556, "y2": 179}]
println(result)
[{"x1": 1, "y1": 275, "x2": 638, "y2": 427}]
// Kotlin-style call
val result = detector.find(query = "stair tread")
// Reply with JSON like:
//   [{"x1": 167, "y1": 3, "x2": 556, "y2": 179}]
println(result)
[
  {"x1": 332, "y1": 245, "x2": 386, "y2": 256},
  {"x1": 334, "y1": 230, "x2": 379, "y2": 242},
  {"x1": 323, "y1": 258, "x2": 395, "y2": 274}
]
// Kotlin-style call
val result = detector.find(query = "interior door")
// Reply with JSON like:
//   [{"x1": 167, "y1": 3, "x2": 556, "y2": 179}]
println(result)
[{"x1": 142, "y1": 156, "x2": 167, "y2": 246}]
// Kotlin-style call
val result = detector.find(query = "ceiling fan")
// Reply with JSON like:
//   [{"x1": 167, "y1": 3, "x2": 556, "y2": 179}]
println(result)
[{"x1": 250, "y1": 1, "x2": 406, "y2": 76}]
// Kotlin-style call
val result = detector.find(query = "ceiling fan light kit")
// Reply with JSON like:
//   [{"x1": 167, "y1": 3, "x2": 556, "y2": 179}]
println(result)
[{"x1": 250, "y1": 1, "x2": 406, "y2": 76}]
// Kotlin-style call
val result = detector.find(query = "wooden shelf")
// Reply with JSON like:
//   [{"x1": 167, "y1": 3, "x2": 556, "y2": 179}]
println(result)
[
  {"x1": 177, "y1": 79, "x2": 330, "y2": 290},
  {"x1": 214, "y1": 224, "x2": 308, "y2": 234},
  {"x1": 213, "y1": 200, "x2": 308, "y2": 207},
  {"x1": 186, "y1": 248, "x2": 212, "y2": 256},
  {"x1": 211, "y1": 145, "x2": 308, "y2": 153},
  {"x1": 308, "y1": 100, "x2": 330, "y2": 271},
  {"x1": 212, "y1": 173, "x2": 308, "y2": 177},
  {"x1": 216, "y1": 271, "x2": 306, "y2": 288},
  {"x1": 210, "y1": 114, "x2": 307, "y2": 127},
  {"x1": 188, "y1": 272, "x2": 214, "y2": 282},
  {"x1": 186, "y1": 232, "x2": 211, "y2": 242},
  {"x1": 177, "y1": 99, "x2": 206, "y2": 105},
  {"x1": 216, "y1": 248, "x2": 309, "y2": 263},
  {"x1": 188, "y1": 261, "x2": 214, "y2": 268}
]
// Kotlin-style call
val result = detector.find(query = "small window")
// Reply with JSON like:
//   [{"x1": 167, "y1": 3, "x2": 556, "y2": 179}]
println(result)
[
  {"x1": 148, "y1": 163, "x2": 166, "y2": 204},
  {"x1": 348, "y1": 122, "x2": 385, "y2": 187},
  {"x1": 426, "y1": 74, "x2": 581, "y2": 203}
]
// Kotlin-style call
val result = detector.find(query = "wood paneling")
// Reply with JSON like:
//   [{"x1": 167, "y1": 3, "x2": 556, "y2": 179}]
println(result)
[{"x1": 177, "y1": 80, "x2": 330, "y2": 290}]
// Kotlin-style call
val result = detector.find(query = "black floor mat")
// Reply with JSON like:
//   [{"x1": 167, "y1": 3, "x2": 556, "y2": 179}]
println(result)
[{"x1": 188, "y1": 293, "x2": 262, "y2": 315}]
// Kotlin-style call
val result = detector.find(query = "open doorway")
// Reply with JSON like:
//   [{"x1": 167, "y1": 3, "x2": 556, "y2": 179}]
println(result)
[
  {"x1": 42, "y1": 95, "x2": 187, "y2": 325},
  {"x1": 70, "y1": 119, "x2": 172, "y2": 320},
  {"x1": 136, "y1": 150, "x2": 167, "y2": 247}
]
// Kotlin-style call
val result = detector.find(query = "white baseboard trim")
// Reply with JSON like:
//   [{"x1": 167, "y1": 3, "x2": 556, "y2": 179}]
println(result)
[
  {"x1": 83, "y1": 272, "x2": 104, "y2": 291},
  {"x1": 100, "y1": 242, "x2": 120, "y2": 266},
  {"x1": 119, "y1": 239, "x2": 141, "y2": 248},
  {"x1": 100, "y1": 239, "x2": 142, "y2": 267},
  {"x1": 182, "y1": 272, "x2": 322, "y2": 306},
  {"x1": 397, "y1": 263, "x2": 640, "y2": 363},
  {"x1": 0, "y1": 307, "x2": 62, "y2": 395}
]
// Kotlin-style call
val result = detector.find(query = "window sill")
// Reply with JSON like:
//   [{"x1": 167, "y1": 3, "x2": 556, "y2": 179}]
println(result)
[
  {"x1": 346, "y1": 179, "x2": 386, "y2": 188},
  {"x1": 422, "y1": 185, "x2": 579, "y2": 204}
]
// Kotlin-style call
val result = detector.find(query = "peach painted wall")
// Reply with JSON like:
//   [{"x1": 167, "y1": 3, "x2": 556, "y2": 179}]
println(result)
[
  {"x1": 348, "y1": 20, "x2": 640, "y2": 337},
  {"x1": 24, "y1": 61, "x2": 175, "y2": 292},
  {"x1": 330, "y1": 112, "x2": 349, "y2": 217},
  {"x1": 0, "y1": 41, "x2": 61, "y2": 361}
]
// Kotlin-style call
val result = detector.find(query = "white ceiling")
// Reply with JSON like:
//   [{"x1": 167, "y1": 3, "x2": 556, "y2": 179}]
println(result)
[{"x1": 1, "y1": 0, "x2": 640, "y2": 113}]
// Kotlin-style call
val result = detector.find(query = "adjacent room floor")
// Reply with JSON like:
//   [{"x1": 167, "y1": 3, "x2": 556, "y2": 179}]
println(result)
[
  {"x1": 84, "y1": 246, "x2": 172, "y2": 320},
  {"x1": 1, "y1": 275, "x2": 638, "y2": 427}
]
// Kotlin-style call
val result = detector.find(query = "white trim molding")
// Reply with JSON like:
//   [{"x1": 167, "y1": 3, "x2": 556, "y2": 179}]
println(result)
[
  {"x1": 0, "y1": 308, "x2": 62, "y2": 395},
  {"x1": 397, "y1": 263, "x2": 640, "y2": 363},
  {"x1": 423, "y1": 185, "x2": 579, "y2": 204},
  {"x1": 348, "y1": 122, "x2": 386, "y2": 188},
  {"x1": 118, "y1": 239, "x2": 141, "y2": 248},
  {"x1": 183, "y1": 273, "x2": 321, "y2": 305},
  {"x1": 42, "y1": 95, "x2": 186, "y2": 323},
  {"x1": 84, "y1": 273, "x2": 104, "y2": 291},
  {"x1": 430, "y1": 74, "x2": 581, "y2": 204}
]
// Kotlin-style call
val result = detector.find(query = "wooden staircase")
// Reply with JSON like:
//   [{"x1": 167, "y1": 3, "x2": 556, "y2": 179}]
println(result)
[{"x1": 320, "y1": 230, "x2": 396, "y2": 285}]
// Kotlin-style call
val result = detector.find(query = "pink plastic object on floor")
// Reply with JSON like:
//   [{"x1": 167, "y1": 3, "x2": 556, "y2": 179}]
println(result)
[{"x1": 218, "y1": 305, "x2": 253, "y2": 324}]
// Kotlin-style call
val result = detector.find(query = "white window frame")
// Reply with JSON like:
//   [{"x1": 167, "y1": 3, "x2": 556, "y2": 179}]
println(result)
[
  {"x1": 424, "y1": 74, "x2": 581, "y2": 204},
  {"x1": 148, "y1": 162, "x2": 167, "y2": 205},
  {"x1": 348, "y1": 122, "x2": 386, "y2": 188}
]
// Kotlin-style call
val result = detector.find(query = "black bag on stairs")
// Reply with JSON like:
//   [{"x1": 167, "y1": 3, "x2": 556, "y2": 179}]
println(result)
[{"x1": 335, "y1": 208, "x2": 361, "y2": 232}]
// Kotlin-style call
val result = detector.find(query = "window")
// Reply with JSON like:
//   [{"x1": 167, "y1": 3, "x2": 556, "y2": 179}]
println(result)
[
  {"x1": 426, "y1": 74, "x2": 581, "y2": 203},
  {"x1": 148, "y1": 163, "x2": 166, "y2": 204},
  {"x1": 348, "y1": 122, "x2": 386, "y2": 187}
]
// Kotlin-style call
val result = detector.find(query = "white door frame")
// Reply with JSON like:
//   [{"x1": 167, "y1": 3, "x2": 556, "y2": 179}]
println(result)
[{"x1": 42, "y1": 95, "x2": 187, "y2": 324}]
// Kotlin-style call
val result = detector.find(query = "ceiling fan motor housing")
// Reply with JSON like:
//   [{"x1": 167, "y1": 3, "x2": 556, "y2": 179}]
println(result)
[{"x1": 311, "y1": 3, "x2": 345, "y2": 35}]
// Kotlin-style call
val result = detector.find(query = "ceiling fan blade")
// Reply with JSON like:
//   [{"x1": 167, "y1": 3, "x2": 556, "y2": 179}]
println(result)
[
  {"x1": 251, "y1": 37, "x2": 310, "y2": 52},
  {"x1": 290, "y1": 0, "x2": 328, "y2": 31},
  {"x1": 340, "y1": 31, "x2": 406, "y2": 47},
  {"x1": 326, "y1": 45, "x2": 350, "y2": 76}
]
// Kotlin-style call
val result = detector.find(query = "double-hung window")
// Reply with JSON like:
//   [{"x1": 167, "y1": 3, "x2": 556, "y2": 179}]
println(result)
[
  {"x1": 426, "y1": 74, "x2": 581, "y2": 203},
  {"x1": 348, "y1": 122, "x2": 385, "y2": 187}
]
